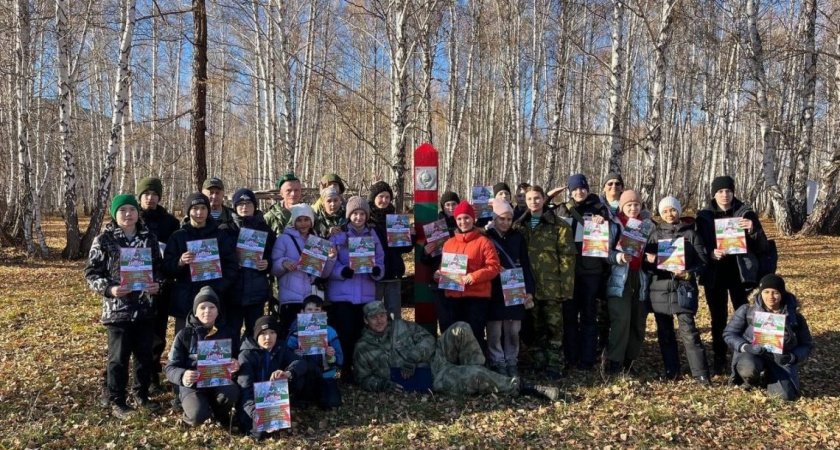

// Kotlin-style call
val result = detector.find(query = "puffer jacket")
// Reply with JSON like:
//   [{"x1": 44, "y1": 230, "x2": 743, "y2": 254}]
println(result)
[
  {"x1": 85, "y1": 221, "x2": 163, "y2": 324},
  {"x1": 327, "y1": 224, "x2": 385, "y2": 304},
  {"x1": 696, "y1": 197, "x2": 768, "y2": 289},
  {"x1": 642, "y1": 218, "x2": 708, "y2": 315},
  {"x1": 163, "y1": 217, "x2": 239, "y2": 318},
  {"x1": 271, "y1": 227, "x2": 336, "y2": 304},
  {"x1": 286, "y1": 319, "x2": 343, "y2": 379},
  {"x1": 237, "y1": 336, "x2": 308, "y2": 418},
  {"x1": 553, "y1": 193, "x2": 612, "y2": 276},
  {"x1": 165, "y1": 314, "x2": 239, "y2": 385},
  {"x1": 514, "y1": 208, "x2": 577, "y2": 301},
  {"x1": 723, "y1": 293, "x2": 813, "y2": 392},
  {"x1": 139, "y1": 205, "x2": 181, "y2": 248},
  {"x1": 219, "y1": 211, "x2": 276, "y2": 307},
  {"x1": 354, "y1": 319, "x2": 436, "y2": 392},
  {"x1": 606, "y1": 211, "x2": 652, "y2": 300},
  {"x1": 440, "y1": 227, "x2": 501, "y2": 299}
]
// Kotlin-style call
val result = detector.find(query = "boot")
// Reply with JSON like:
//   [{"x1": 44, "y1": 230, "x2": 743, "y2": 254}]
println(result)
[
  {"x1": 490, "y1": 361, "x2": 507, "y2": 376},
  {"x1": 111, "y1": 400, "x2": 136, "y2": 421},
  {"x1": 505, "y1": 360, "x2": 519, "y2": 378},
  {"x1": 99, "y1": 384, "x2": 111, "y2": 409},
  {"x1": 712, "y1": 355, "x2": 728, "y2": 377},
  {"x1": 520, "y1": 382, "x2": 560, "y2": 402}
]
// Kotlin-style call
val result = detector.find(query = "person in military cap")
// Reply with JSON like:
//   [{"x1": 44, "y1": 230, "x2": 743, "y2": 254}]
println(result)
[
  {"x1": 265, "y1": 173, "x2": 303, "y2": 235},
  {"x1": 202, "y1": 177, "x2": 236, "y2": 229}
]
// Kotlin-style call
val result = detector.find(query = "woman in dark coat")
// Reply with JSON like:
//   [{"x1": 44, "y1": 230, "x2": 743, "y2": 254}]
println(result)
[{"x1": 723, "y1": 274, "x2": 812, "y2": 401}]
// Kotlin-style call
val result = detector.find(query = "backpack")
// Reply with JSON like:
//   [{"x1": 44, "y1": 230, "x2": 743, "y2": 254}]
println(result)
[{"x1": 757, "y1": 239, "x2": 778, "y2": 280}]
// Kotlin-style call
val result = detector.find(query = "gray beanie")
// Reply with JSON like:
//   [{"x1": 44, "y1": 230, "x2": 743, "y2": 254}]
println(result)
[
  {"x1": 193, "y1": 286, "x2": 220, "y2": 314},
  {"x1": 658, "y1": 196, "x2": 682, "y2": 216}
]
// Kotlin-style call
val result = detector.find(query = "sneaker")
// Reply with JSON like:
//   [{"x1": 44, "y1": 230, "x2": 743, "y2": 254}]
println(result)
[
  {"x1": 99, "y1": 385, "x2": 110, "y2": 409},
  {"x1": 520, "y1": 383, "x2": 560, "y2": 402},
  {"x1": 111, "y1": 402, "x2": 136, "y2": 421},
  {"x1": 148, "y1": 376, "x2": 164, "y2": 396},
  {"x1": 133, "y1": 394, "x2": 161, "y2": 412},
  {"x1": 712, "y1": 356, "x2": 728, "y2": 377},
  {"x1": 170, "y1": 397, "x2": 183, "y2": 414},
  {"x1": 694, "y1": 375, "x2": 712, "y2": 386}
]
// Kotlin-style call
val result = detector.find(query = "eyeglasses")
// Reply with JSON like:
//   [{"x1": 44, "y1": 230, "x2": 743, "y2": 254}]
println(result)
[{"x1": 606, "y1": 182, "x2": 623, "y2": 187}]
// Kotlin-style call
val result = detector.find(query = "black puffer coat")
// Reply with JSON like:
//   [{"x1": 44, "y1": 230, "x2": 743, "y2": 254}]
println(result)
[
  {"x1": 553, "y1": 193, "x2": 611, "y2": 276},
  {"x1": 642, "y1": 218, "x2": 708, "y2": 315},
  {"x1": 140, "y1": 205, "x2": 181, "y2": 247},
  {"x1": 219, "y1": 211, "x2": 276, "y2": 307},
  {"x1": 165, "y1": 314, "x2": 239, "y2": 385}
]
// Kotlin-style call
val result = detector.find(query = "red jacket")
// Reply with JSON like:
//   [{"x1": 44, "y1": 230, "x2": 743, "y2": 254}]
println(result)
[{"x1": 441, "y1": 228, "x2": 501, "y2": 299}]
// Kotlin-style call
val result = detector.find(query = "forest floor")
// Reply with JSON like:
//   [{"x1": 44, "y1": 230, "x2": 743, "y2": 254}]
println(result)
[{"x1": 1, "y1": 217, "x2": 839, "y2": 449}]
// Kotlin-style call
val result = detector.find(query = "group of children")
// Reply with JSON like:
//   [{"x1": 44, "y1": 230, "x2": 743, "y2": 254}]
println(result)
[{"x1": 85, "y1": 170, "x2": 813, "y2": 439}]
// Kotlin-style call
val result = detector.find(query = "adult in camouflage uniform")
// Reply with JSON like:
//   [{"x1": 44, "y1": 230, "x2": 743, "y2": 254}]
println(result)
[
  {"x1": 264, "y1": 173, "x2": 303, "y2": 235},
  {"x1": 354, "y1": 302, "x2": 559, "y2": 400},
  {"x1": 514, "y1": 186, "x2": 576, "y2": 378}
]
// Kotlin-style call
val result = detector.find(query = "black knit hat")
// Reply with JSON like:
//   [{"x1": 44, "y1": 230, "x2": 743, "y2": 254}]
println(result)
[
  {"x1": 711, "y1": 176, "x2": 735, "y2": 196},
  {"x1": 185, "y1": 192, "x2": 210, "y2": 214},
  {"x1": 759, "y1": 274, "x2": 786, "y2": 294},
  {"x1": 232, "y1": 188, "x2": 257, "y2": 207},
  {"x1": 368, "y1": 181, "x2": 394, "y2": 203},
  {"x1": 253, "y1": 315, "x2": 280, "y2": 341},
  {"x1": 136, "y1": 177, "x2": 163, "y2": 197},
  {"x1": 193, "y1": 286, "x2": 220, "y2": 314},
  {"x1": 493, "y1": 182, "x2": 511, "y2": 197},
  {"x1": 602, "y1": 172, "x2": 624, "y2": 187},
  {"x1": 440, "y1": 191, "x2": 460, "y2": 210}
]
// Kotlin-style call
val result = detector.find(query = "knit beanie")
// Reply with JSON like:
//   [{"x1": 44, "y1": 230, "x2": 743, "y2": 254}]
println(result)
[
  {"x1": 658, "y1": 196, "x2": 682, "y2": 216},
  {"x1": 618, "y1": 190, "x2": 642, "y2": 213},
  {"x1": 276, "y1": 172, "x2": 300, "y2": 190},
  {"x1": 493, "y1": 182, "x2": 511, "y2": 197},
  {"x1": 368, "y1": 181, "x2": 394, "y2": 203},
  {"x1": 253, "y1": 315, "x2": 280, "y2": 341},
  {"x1": 346, "y1": 196, "x2": 370, "y2": 219},
  {"x1": 232, "y1": 188, "x2": 257, "y2": 207},
  {"x1": 603, "y1": 172, "x2": 624, "y2": 187},
  {"x1": 185, "y1": 192, "x2": 210, "y2": 214},
  {"x1": 711, "y1": 176, "x2": 736, "y2": 196},
  {"x1": 759, "y1": 274, "x2": 786, "y2": 294},
  {"x1": 439, "y1": 191, "x2": 460, "y2": 209},
  {"x1": 567, "y1": 174, "x2": 589, "y2": 191},
  {"x1": 193, "y1": 286, "x2": 220, "y2": 314},
  {"x1": 290, "y1": 203, "x2": 315, "y2": 225},
  {"x1": 110, "y1": 194, "x2": 140, "y2": 220},
  {"x1": 491, "y1": 199, "x2": 514, "y2": 217},
  {"x1": 136, "y1": 177, "x2": 163, "y2": 198},
  {"x1": 453, "y1": 200, "x2": 476, "y2": 220},
  {"x1": 320, "y1": 173, "x2": 346, "y2": 193},
  {"x1": 320, "y1": 186, "x2": 341, "y2": 199}
]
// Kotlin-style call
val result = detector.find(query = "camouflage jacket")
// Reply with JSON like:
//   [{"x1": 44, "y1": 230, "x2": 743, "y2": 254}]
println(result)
[
  {"x1": 514, "y1": 208, "x2": 577, "y2": 300},
  {"x1": 354, "y1": 319, "x2": 436, "y2": 392},
  {"x1": 84, "y1": 221, "x2": 163, "y2": 324},
  {"x1": 314, "y1": 207, "x2": 347, "y2": 239},
  {"x1": 264, "y1": 203, "x2": 292, "y2": 236}
]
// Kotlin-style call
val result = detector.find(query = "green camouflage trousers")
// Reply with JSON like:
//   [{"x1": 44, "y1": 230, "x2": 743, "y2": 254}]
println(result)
[
  {"x1": 432, "y1": 322, "x2": 519, "y2": 396},
  {"x1": 531, "y1": 298, "x2": 565, "y2": 371}
]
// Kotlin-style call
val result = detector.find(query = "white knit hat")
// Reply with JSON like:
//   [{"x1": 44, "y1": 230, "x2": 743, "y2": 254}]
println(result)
[
  {"x1": 658, "y1": 196, "x2": 682, "y2": 216},
  {"x1": 290, "y1": 203, "x2": 315, "y2": 224}
]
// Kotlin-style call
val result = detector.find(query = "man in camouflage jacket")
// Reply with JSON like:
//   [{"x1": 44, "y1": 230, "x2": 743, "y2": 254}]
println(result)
[{"x1": 354, "y1": 302, "x2": 559, "y2": 399}]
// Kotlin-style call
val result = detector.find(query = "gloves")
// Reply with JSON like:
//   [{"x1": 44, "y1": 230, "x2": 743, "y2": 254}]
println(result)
[
  {"x1": 341, "y1": 267, "x2": 355, "y2": 279},
  {"x1": 774, "y1": 353, "x2": 795, "y2": 366},
  {"x1": 400, "y1": 360, "x2": 417, "y2": 379},
  {"x1": 740, "y1": 344, "x2": 766, "y2": 356},
  {"x1": 371, "y1": 266, "x2": 382, "y2": 277}
]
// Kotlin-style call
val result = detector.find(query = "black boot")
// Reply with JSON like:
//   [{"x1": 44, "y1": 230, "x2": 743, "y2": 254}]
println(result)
[{"x1": 520, "y1": 382, "x2": 560, "y2": 402}]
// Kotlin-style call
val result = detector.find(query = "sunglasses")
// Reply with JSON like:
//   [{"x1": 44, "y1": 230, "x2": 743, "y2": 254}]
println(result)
[{"x1": 606, "y1": 182, "x2": 623, "y2": 187}]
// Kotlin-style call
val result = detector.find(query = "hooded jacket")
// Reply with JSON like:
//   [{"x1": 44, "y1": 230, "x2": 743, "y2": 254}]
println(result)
[
  {"x1": 165, "y1": 313, "x2": 239, "y2": 386},
  {"x1": 139, "y1": 205, "x2": 181, "y2": 249},
  {"x1": 218, "y1": 211, "x2": 276, "y2": 307},
  {"x1": 696, "y1": 197, "x2": 768, "y2": 289},
  {"x1": 723, "y1": 293, "x2": 813, "y2": 393},
  {"x1": 440, "y1": 227, "x2": 502, "y2": 299},
  {"x1": 271, "y1": 227, "x2": 337, "y2": 304},
  {"x1": 553, "y1": 193, "x2": 611, "y2": 276},
  {"x1": 642, "y1": 218, "x2": 708, "y2": 315},
  {"x1": 85, "y1": 221, "x2": 164, "y2": 324},
  {"x1": 236, "y1": 336, "x2": 309, "y2": 418},
  {"x1": 163, "y1": 217, "x2": 239, "y2": 318},
  {"x1": 327, "y1": 224, "x2": 386, "y2": 304},
  {"x1": 514, "y1": 208, "x2": 577, "y2": 301}
]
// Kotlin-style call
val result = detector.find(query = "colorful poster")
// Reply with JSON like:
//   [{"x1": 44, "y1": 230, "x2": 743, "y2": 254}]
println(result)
[
  {"x1": 348, "y1": 236, "x2": 376, "y2": 274},
  {"x1": 187, "y1": 239, "x2": 223, "y2": 282},
  {"x1": 656, "y1": 238, "x2": 686, "y2": 272},
  {"x1": 196, "y1": 339, "x2": 233, "y2": 388},
  {"x1": 386, "y1": 214, "x2": 412, "y2": 247},
  {"x1": 298, "y1": 235, "x2": 331, "y2": 277},
  {"x1": 253, "y1": 380, "x2": 291, "y2": 433},
  {"x1": 119, "y1": 248, "x2": 153, "y2": 291},
  {"x1": 752, "y1": 311, "x2": 786, "y2": 354},
  {"x1": 471, "y1": 185, "x2": 494, "y2": 219},
  {"x1": 297, "y1": 312, "x2": 328, "y2": 355},
  {"x1": 715, "y1": 218, "x2": 748, "y2": 255},
  {"x1": 501, "y1": 268, "x2": 526, "y2": 307},
  {"x1": 236, "y1": 228, "x2": 268, "y2": 269},
  {"x1": 422, "y1": 219, "x2": 449, "y2": 257},
  {"x1": 582, "y1": 219, "x2": 610, "y2": 257},
  {"x1": 616, "y1": 218, "x2": 655, "y2": 258},
  {"x1": 438, "y1": 252, "x2": 468, "y2": 291}
]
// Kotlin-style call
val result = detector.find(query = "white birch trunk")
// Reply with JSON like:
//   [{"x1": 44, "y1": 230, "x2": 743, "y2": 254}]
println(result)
[{"x1": 606, "y1": 0, "x2": 625, "y2": 173}]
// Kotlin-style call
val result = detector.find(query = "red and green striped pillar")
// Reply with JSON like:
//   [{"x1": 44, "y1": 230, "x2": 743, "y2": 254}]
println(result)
[{"x1": 413, "y1": 143, "x2": 439, "y2": 335}]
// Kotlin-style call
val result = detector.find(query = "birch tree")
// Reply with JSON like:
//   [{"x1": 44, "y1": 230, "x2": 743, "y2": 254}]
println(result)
[{"x1": 606, "y1": 0, "x2": 626, "y2": 174}]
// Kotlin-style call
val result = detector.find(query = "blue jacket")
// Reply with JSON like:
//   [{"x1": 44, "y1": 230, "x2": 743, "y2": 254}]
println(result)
[
  {"x1": 286, "y1": 319, "x2": 343, "y2": 379},
  {"x1": 606, "y1": 212, "x2": 651, "y2": 301},
  {"x1": 723, "y1": 293, "x2": 813, "y2": 393}
]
